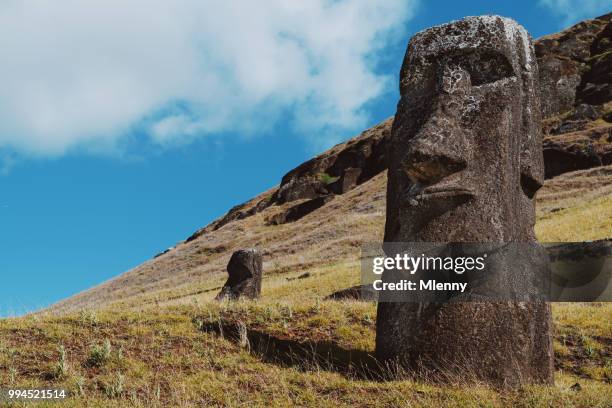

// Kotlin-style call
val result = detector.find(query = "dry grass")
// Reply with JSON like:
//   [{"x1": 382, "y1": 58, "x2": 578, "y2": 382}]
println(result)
[
  {"x1": 50, "y1": 165, "x2": 612, "y2": 313},
  {"x1": 1, "y1": 158, "x2": 610, "y2": 406},
  {"x1": 1, "y1": 301, "x2": 610, "y2": 407},
  {"x1": 536, "y1": 165, "x2": 612, "y2": 241},
  {"x1": 536, "y1": 194, "x2": 612, "y2": 241},
  {"x1": 47, "y1": 171, "x2": 388, "y2": 313}
]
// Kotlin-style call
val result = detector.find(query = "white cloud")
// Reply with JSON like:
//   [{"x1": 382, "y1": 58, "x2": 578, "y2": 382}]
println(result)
[
  {"x1": 0, "y1": 0, "x2": 416, "y2": 157},
  {"x1": 539, "y1": 0, "x2": 611, "y2": 26}
]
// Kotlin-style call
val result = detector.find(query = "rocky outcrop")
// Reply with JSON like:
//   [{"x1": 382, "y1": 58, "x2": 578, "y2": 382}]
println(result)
[
  {"x1": 577, "y1": 17, "x2": 612, "y2": 105},
  {"x1": 272, "y1": 118, "x2": 392, "y2": 204},
  {"x1": 536, "y1": 13, "x2": 611, "y2": 178},
  {"x1": 543, "y1": 124, "x2": 612, "y2": 178},
  {"x1": 548, "y1": 240, "x2": 612, "y2": 302},
  {"x1": 548, "y1": 239, "x2": 612, "y2": 262},
  {"x1": 266, "y1": 195, "x2": 335, "y2": 225},
  {"x1": 216, "y1": 249, "x2": 263, "y2": 300},
  {"x1": 536, "y1": 12, "x2": 611, "y2": 117},
  {"x1": 186, "y1": 118, "x2": 391, "y2": 236},
  {"x1": 185, "y1": 13, "x2": 611, "y2": 238}
]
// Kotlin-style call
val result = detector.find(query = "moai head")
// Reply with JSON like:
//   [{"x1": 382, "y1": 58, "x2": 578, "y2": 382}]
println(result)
[
  {"x1": 216, "y1": 249, "x2": 262, "y2": 300},
  {"x1": 385, "y1": 16, "x2": 543, "y2": 243},
  {"x1": 377, "y1": 18, "x2": 553, "y2": 387}
]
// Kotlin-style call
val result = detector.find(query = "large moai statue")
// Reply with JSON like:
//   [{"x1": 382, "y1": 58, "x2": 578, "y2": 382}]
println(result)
[
  {"x1": 216, "y1": 249, "x2": 262, "y2": 300},
  {"x1": 376, "y1": 16, "x2": 554, "y2": 386}
]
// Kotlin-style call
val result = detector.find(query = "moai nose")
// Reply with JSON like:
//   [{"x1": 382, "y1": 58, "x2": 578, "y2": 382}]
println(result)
[
  {"x1": 404, "y1": 148, "x2": 467, "y2": 185},
  {"x1": 403, "y1": 106, "x2": 469, "y2": 185}
]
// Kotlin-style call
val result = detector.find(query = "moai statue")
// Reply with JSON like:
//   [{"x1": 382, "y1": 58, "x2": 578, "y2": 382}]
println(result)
[
  {"x1": 376, "y1": 16, "x2": 554, "y2": 386},
  {"x1": 216, "y1": 249, "x2": 262, "y2": 300}
]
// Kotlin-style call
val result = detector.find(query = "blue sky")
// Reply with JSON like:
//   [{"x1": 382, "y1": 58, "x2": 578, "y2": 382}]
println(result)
[{"x1": 0, "y1": 0, "x2": 610, "y2": 316}]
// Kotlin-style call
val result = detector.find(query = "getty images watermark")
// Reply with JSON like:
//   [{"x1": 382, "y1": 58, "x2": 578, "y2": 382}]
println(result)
[{"x1": 361, "y1": 241, "x2": 612, "y2": 302}]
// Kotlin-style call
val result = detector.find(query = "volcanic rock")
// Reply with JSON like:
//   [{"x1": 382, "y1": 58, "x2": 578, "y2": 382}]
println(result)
[
  {"x1": 267, "y1": 195, "x2": 335, "y2": 225},
  {"x1": 216, "y1": 249, "x2": 262, "y2": 300},
  {"x1": 326, "y1": 285, "x2": 378, "y2": 301},
  {"x1": 376, "y1": 16, "x2": 554, "y2": 387}
]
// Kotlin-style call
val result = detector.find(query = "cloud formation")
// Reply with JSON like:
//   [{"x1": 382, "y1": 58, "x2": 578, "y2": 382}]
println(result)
[
  {"x1": 0, "y1": 0, "x2": 416, "y2": 157},
  {"x1": 539, "y1": 0, "x2": 611, "y2": 26}
]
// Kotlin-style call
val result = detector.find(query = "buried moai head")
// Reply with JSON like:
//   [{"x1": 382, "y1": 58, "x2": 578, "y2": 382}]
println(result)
[
  {"x1": 216, "y1": 249, "x2": 262, "y2": 301},
  {"x1": 385, "y1": 16, "x2": 544, "y2": 243}
]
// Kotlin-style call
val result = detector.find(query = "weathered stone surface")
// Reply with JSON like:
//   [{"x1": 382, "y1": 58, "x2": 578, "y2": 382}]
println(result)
[
  {"x1": 326, "y1": 284, "x2": 378, "y2": 301},
  {"x1": 543, "y1": 125, "x2": 612, "y2": 178},
  {"x1": 266, "y1": 195, "x2": 335, "y2": 225},
  {"x1": 272, "y1": 119, "x2": 392, "y2": 204},
  {"x1": 376, "y1": 16, "x2": 553, "y2": 387},
  {"x1": 328, "y1": 167, "x2": 363, "y2": 194},
  {"x1": 536, "y1": 12, "x2": 611, "y2": 116},
  {"x1": 216, "y1": 249, "x2": 262, "y2": 300}
]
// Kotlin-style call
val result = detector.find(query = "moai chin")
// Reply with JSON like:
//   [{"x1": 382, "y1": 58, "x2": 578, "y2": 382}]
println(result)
[{"x1": 376, "y1": 16, "x2": 554, "y2": 386}]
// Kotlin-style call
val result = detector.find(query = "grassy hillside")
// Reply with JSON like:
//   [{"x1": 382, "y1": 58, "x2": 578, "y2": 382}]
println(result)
[
  {"x1": 1, "y1": 11, "x2": 610, "y2": 408},
  {"x1": 0, "y1": 166, "x2": 610, "y2": 407},
  {"x1": 0, "y1": 303, "x2": 610, "y2": 407},
  {"x1": 48, "y1": 164, "x2": 612, "y2": 313}
]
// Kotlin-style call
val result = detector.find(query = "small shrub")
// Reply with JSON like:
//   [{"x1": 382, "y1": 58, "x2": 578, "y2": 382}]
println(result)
[
  {"x1": 279, "y1": 304, "x2": 293, "y2": 329},
  {"x1": 103, "y1": 372, "x2": 125, "y2": 398},
  {"x1": 581, "y1": 334, "x2": 601, "y2": 357},
  {"x1": 237, "y1": 320, "x2": 250, "y2": 351},
  {"x1": 74, "y1": 375, "x2": 86, "y2": 396},
  {"x1": 53, "y1": 345, "x2": 69, "y2": 379},
  {"x1": 8, "y1": 367, "x2": 17, "y2": 383},
  {"x1": 79, "y1": 309, "x2": 99, "y2": 326},
  {"x1": 86, "y1": 339, "x2": 112, "y2": 367},
  {"x1": 115, "y1": 345, "x2": 123, "y2": 361}
]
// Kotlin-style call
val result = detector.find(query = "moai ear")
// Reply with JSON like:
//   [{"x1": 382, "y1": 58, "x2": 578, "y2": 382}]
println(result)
[
  {"x1": 515, "y1": 24, "x2": 544, "y2": 200},
  {"x1": 519, "y1": 116, "x2": 544, "y2": 198},
  {"x1": 519, "y1": 90, "x2": 544, "y2": 199},
  {"x1": 520, "y1": 169, "x2": 543, "y2": 199}
]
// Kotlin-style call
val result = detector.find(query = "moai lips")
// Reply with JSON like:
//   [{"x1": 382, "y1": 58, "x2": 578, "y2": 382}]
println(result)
[{"x1": 376, "y1": 16, "x2": 554, "y2": 387}]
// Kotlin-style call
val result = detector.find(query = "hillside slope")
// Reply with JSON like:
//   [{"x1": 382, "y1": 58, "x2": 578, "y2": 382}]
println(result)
[
  {"x1": 3, "y1": 13, "x2": 610, "y2": 407},
  {"x1": 48, "y1": 13, "x2": 612, "y2": 314}
]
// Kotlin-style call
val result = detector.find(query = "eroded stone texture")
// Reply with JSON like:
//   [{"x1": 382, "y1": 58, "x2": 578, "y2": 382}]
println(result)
[
  {"x1": 272, "y1": 119, "x2": 392, "y2": 204},
  {"x1": 266, "y1": 195, "x2": 335, "y2": 225},
  {"x1": 216, "y1": 249, "x2": 262, "y2": 300},
  {"x1": 536, "y1": 12, "x2": 611, "y2": 116},
  {"x1": 376, "y1": 16, "x2": 554, "y2": 387}
]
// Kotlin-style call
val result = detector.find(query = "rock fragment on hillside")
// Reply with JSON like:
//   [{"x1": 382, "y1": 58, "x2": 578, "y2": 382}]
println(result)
[
  {"x1": 216, "y1": 249, "x2": 262, "y2": 300},
  {"x1": 326, "y1": 285, "x2": 378, "y2": 301},
  {"x1": 543, "y1": 126, "x2": 612, "y2": 178},
  {"x1": 266, "y1": 195, "x2": 335, "y2": 225}
]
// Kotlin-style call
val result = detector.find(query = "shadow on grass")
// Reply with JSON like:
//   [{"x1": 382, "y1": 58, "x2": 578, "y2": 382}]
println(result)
[{"x1": 199, "y1": 320, "x2": 382, "y2": 380}]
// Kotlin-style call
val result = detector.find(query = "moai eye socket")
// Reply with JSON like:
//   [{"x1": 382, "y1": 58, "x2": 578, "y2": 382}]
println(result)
[
  {"x1": 465, "y1": 51, "x2": 515, "y2": 86},
  {"x1": 445, "y1": 50, "x2": 515, "y2": 86}
]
